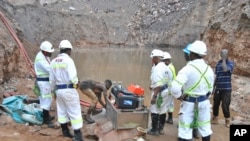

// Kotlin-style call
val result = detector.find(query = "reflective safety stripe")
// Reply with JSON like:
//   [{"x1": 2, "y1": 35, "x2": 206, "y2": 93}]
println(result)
[
  {"x1": 178, "y1": 120, "x2": 210, "y2": 128},
  {"x1": 184, "y1": 64, "x2": 211, "y2": 95},
  {"x1": 35, "y1": 58, "x2": 44, "y2": 63},
  {"x1": 51, "y1": 63, "x2": 67, "y2": 69},
  {"x1": 36, "y1": 69, "x2": 49, "y2": 77},
  {"x1": 174, "y1": 79, "x2": 184, "y2": 86},
  {"x1": 71, "y1": 77, "x2": 79, "y2": 84},
  {"x1": 168, "y1": 107, "x2": 174, "y2": 112},
  {"x1": 41, "y1": 93, "x2": 52, "y2": 98},
  {"x1": 70, "y1": 117, "x2": 83, "y2": 126},
  {"x1": 58, "y1": 117, "x2": 68, "y2": 123},
  {"x1": 169, "y1": 64, "x2": 176, "y2": 79}
]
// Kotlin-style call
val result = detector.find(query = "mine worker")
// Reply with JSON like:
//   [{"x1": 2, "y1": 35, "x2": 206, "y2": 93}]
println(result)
[
  {"x1": 211, "y1": 49, "x2": 234, "y2": 128},
  {"x1": 34, "y1": 41, "x2": 55, "y2": 128},
  {"x1": 79, "y1": 79, "x2": 112, "y2": 124},
  {"x1": 162, "y1": 51, "x2": 176, "y2": 124},
  {"x1": 183, "y1": 43, "x2": 200, "y2": 139},
  {"x1": 170, "y1": 40, "x2": 214, "y2": 141},
  {"x1": 49, "y1": 40, "x2": 83, "y2": 141},
  {"x1": 148, "y1": 49, "x2": 173, "y2": 136}
]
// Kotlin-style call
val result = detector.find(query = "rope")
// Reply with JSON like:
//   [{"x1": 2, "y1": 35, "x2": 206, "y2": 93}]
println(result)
[{"x1": 0, "y1": 11, "x2": 35, "y2": 77}]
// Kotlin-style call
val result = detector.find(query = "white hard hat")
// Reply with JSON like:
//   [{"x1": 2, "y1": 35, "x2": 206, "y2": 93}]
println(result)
[
  {"x1": 150, "y1": 49, "x2": 163, "y2": 58},
  {"x1": 59, "y1": 40, "x2": 73, "y2": 49},
  {"x1": 162, "y1": 52, "x2": 172, "y2": 60},
  {"x1": 189, "y1": 40, "x2": 207, "y2": 56},
  {"x1": 40, "y1": 41, "x2": 54, "y2": 53}
]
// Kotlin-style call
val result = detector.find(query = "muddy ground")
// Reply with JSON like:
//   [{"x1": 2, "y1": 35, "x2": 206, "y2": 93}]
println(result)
[{"x1": 0, "y1": 75, "x2": 249, "y2": 141}]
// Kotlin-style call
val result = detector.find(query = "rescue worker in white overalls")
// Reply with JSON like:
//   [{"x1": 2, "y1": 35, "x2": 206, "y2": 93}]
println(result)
[
  {"x1": 50, "y1": 40, "x2": 83, "y2": 141},
  {"x1": 148, "y1": 49, "x2": 173, "y2": 136},
  {"x1": 162, "y1": 52, "x2": 176, "y2": 124},
  {"x1": 183, "y1": 44, "x2": 200, "y2": 139},
  {"x1": 170, "y1": 40, "x2": 214, "y2": 141},
  {"x1": 34, "y1": 41, "x2": 55, "y2": 127}
]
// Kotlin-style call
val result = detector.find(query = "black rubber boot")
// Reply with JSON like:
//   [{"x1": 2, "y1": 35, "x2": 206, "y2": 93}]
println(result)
[
  {"x1": 166, "y1": 112, "x2": 173, "y2": 124},
  {"x1": 92, "y1": 108, "x2": 102, "y2": 115},
  {"x1": 147, "y1": 113, "x2": 159, "y2": 136},
  {"x1": 159, "y1": 114, "x2": 166, "y2": 135},
  {"x1": 73, "y1": 129, "x2": 83, "y2": 141},
  {"x1": 85, "y1": 106, "x2": 95, "y2": 124},
  {"x1": 193, "y1": 128, "x2": 200, "y2": 139},
  {"x1": 43, "y1": 109, "x2": 54, "y2": 128},
  {"x1": 177, "y1": 137, "x2": 192, "y2": 141},
  {"x1": 61, "y1": 123, "x2": 74, "y2": 138},
  {"x1": 202, "y1": 135, "x2": 210, "y2": 141}
]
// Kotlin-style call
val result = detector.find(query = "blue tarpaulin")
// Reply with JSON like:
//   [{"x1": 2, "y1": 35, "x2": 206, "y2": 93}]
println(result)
[{"x1": 1, "y1": 95, "x2": 43, "y2": 125}]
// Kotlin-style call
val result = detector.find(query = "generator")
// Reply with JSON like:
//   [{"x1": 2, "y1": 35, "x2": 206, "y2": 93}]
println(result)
[{"x1": 111, "y1": 84, "x2": 144, "y2": 109}]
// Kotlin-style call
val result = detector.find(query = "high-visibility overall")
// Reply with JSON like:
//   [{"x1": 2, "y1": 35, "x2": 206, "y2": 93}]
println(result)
[
  {"x1": 34, "y1": 51, "x2": 53, "y2": 110},
  {"x1": 171, "y1": 59, "x2": 214, "y2": 140},
  {"x1": 165, "y1": 63, "x2": 176, "y2": 113},
  {"x1": 50, "y1": 53, "x2": 83, "y2": 130},
  {"x1": 150, "y1": 62, "x2": 173, "y2": 114}
]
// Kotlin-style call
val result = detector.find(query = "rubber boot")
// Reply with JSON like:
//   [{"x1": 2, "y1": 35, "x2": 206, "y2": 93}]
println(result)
[
  {"x1": 49, "y1": 115, "x2": 55, "y2": 121},
  {"x1": 159, "y1": 114, "x2": 166, "y2": 135},
  {"x1": 225, "y1": 118, "x2": 230, "y2": 128},
  {"x1": 43, "y1": 109, "x2": 55, "y2": 128},
  {"x1": 73, "y1": 129, "x2": 83, "y2": 141},
  {"x1": 202, "y1": 135, "x2": 210, "y2": 141},
  {"x1": 166, "y1": 112, "x2": 173, "y2": 124},
  {"x1": 193, "y1": 128, "x2": 200, "y2": 139},
  {"x1": 92, "y1": 108, "x2": 102, "y2": 115},
  {"x1": 211, "y1": 116, "x2": 219, "y2": 124},
  {"x1": 85, "y1": 105, "x2": 95, "y2": 124},
  {"x1": 177, "y1": 137, "x2": 192, "y2": 141},
  {"x1": 147, "y1": 113, "x2": 159, "y2": 136},
  {"x1": 61, "y1": 123, "x2": 74, "y2": 138}
]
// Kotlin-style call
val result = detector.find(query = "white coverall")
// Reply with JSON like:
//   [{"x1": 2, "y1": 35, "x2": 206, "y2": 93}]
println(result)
[
  {"x1": 50, "y1": 53, "x2": 83, "y2": 130},
  {"x1": 170, "y1": 59, "x2": 214, "y2": 139},
  {"x1": 165, "y1": 63, "x2": 176, "y2": 113},
  {"x1": 150, "y1": 62, "x2": 173, "y2": 114},
  {"x1": 34, "y1": 51, "x2": 53, "y2": 110}
]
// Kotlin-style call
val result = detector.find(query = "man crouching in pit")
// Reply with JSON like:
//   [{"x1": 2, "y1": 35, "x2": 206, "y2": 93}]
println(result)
[{"x1": 79, "y1": 79, "x2": 112, "y2": 124}]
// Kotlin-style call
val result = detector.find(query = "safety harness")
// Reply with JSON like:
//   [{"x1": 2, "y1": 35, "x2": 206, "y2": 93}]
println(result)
[{"x1": 183, "y1": 64, "x2": 212, "y2": 129}]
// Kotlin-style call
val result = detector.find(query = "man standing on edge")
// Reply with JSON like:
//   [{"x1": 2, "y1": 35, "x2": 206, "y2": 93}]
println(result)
[
  {"x1": 211, "y1": 49, "x2": 234, "y2": 128},
  {"x1": 162, "y1": 52, "x2": 176, "y2": 124},
  {"x1": 171, "y1": 41, "x2": 214, "y2": 141},
  {"x1": 148, "y1": 49, "x2": 173, "y2": 136},
  {"x1": 50, "y1": 40, "x2": 83, "y2": 141},
  {"x1": 34, "y1": 41, "x2": 55, "y2": 128}
]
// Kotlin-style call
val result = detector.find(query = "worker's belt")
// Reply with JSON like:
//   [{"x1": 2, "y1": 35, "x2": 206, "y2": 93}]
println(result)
[
  {"x1": 36, "y1": 77, "x2": 49, "y2": 81},
  {"x1": 183, "y1": 95, "x2": 207, "y2": 103},
  {"x1": 160, "y1": 84, "x2": 168, "y2": 92},
  {"x1": 56, "y1": 84, "x2": 75, "y2": 89}
]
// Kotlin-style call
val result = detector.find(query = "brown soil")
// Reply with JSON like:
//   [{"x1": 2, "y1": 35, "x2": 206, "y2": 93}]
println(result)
[{"x1": 1, "y1": 76, "x2": 247, "y2": 141}]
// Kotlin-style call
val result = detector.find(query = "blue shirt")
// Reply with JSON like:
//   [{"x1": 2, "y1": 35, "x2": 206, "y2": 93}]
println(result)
[{"x1": 215, "y1": 60, "x2": 234, "y2": 91}]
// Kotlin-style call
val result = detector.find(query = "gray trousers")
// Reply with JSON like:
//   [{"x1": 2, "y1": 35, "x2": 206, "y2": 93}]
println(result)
[{"x1": 213, "y1": 90, "x2": 232, "y2": 118}]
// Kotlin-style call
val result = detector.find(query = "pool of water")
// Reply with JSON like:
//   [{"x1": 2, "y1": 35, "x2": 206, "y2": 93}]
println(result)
[{"x1": 70, "y1": 47, "x2": 186, "y2": 106}]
